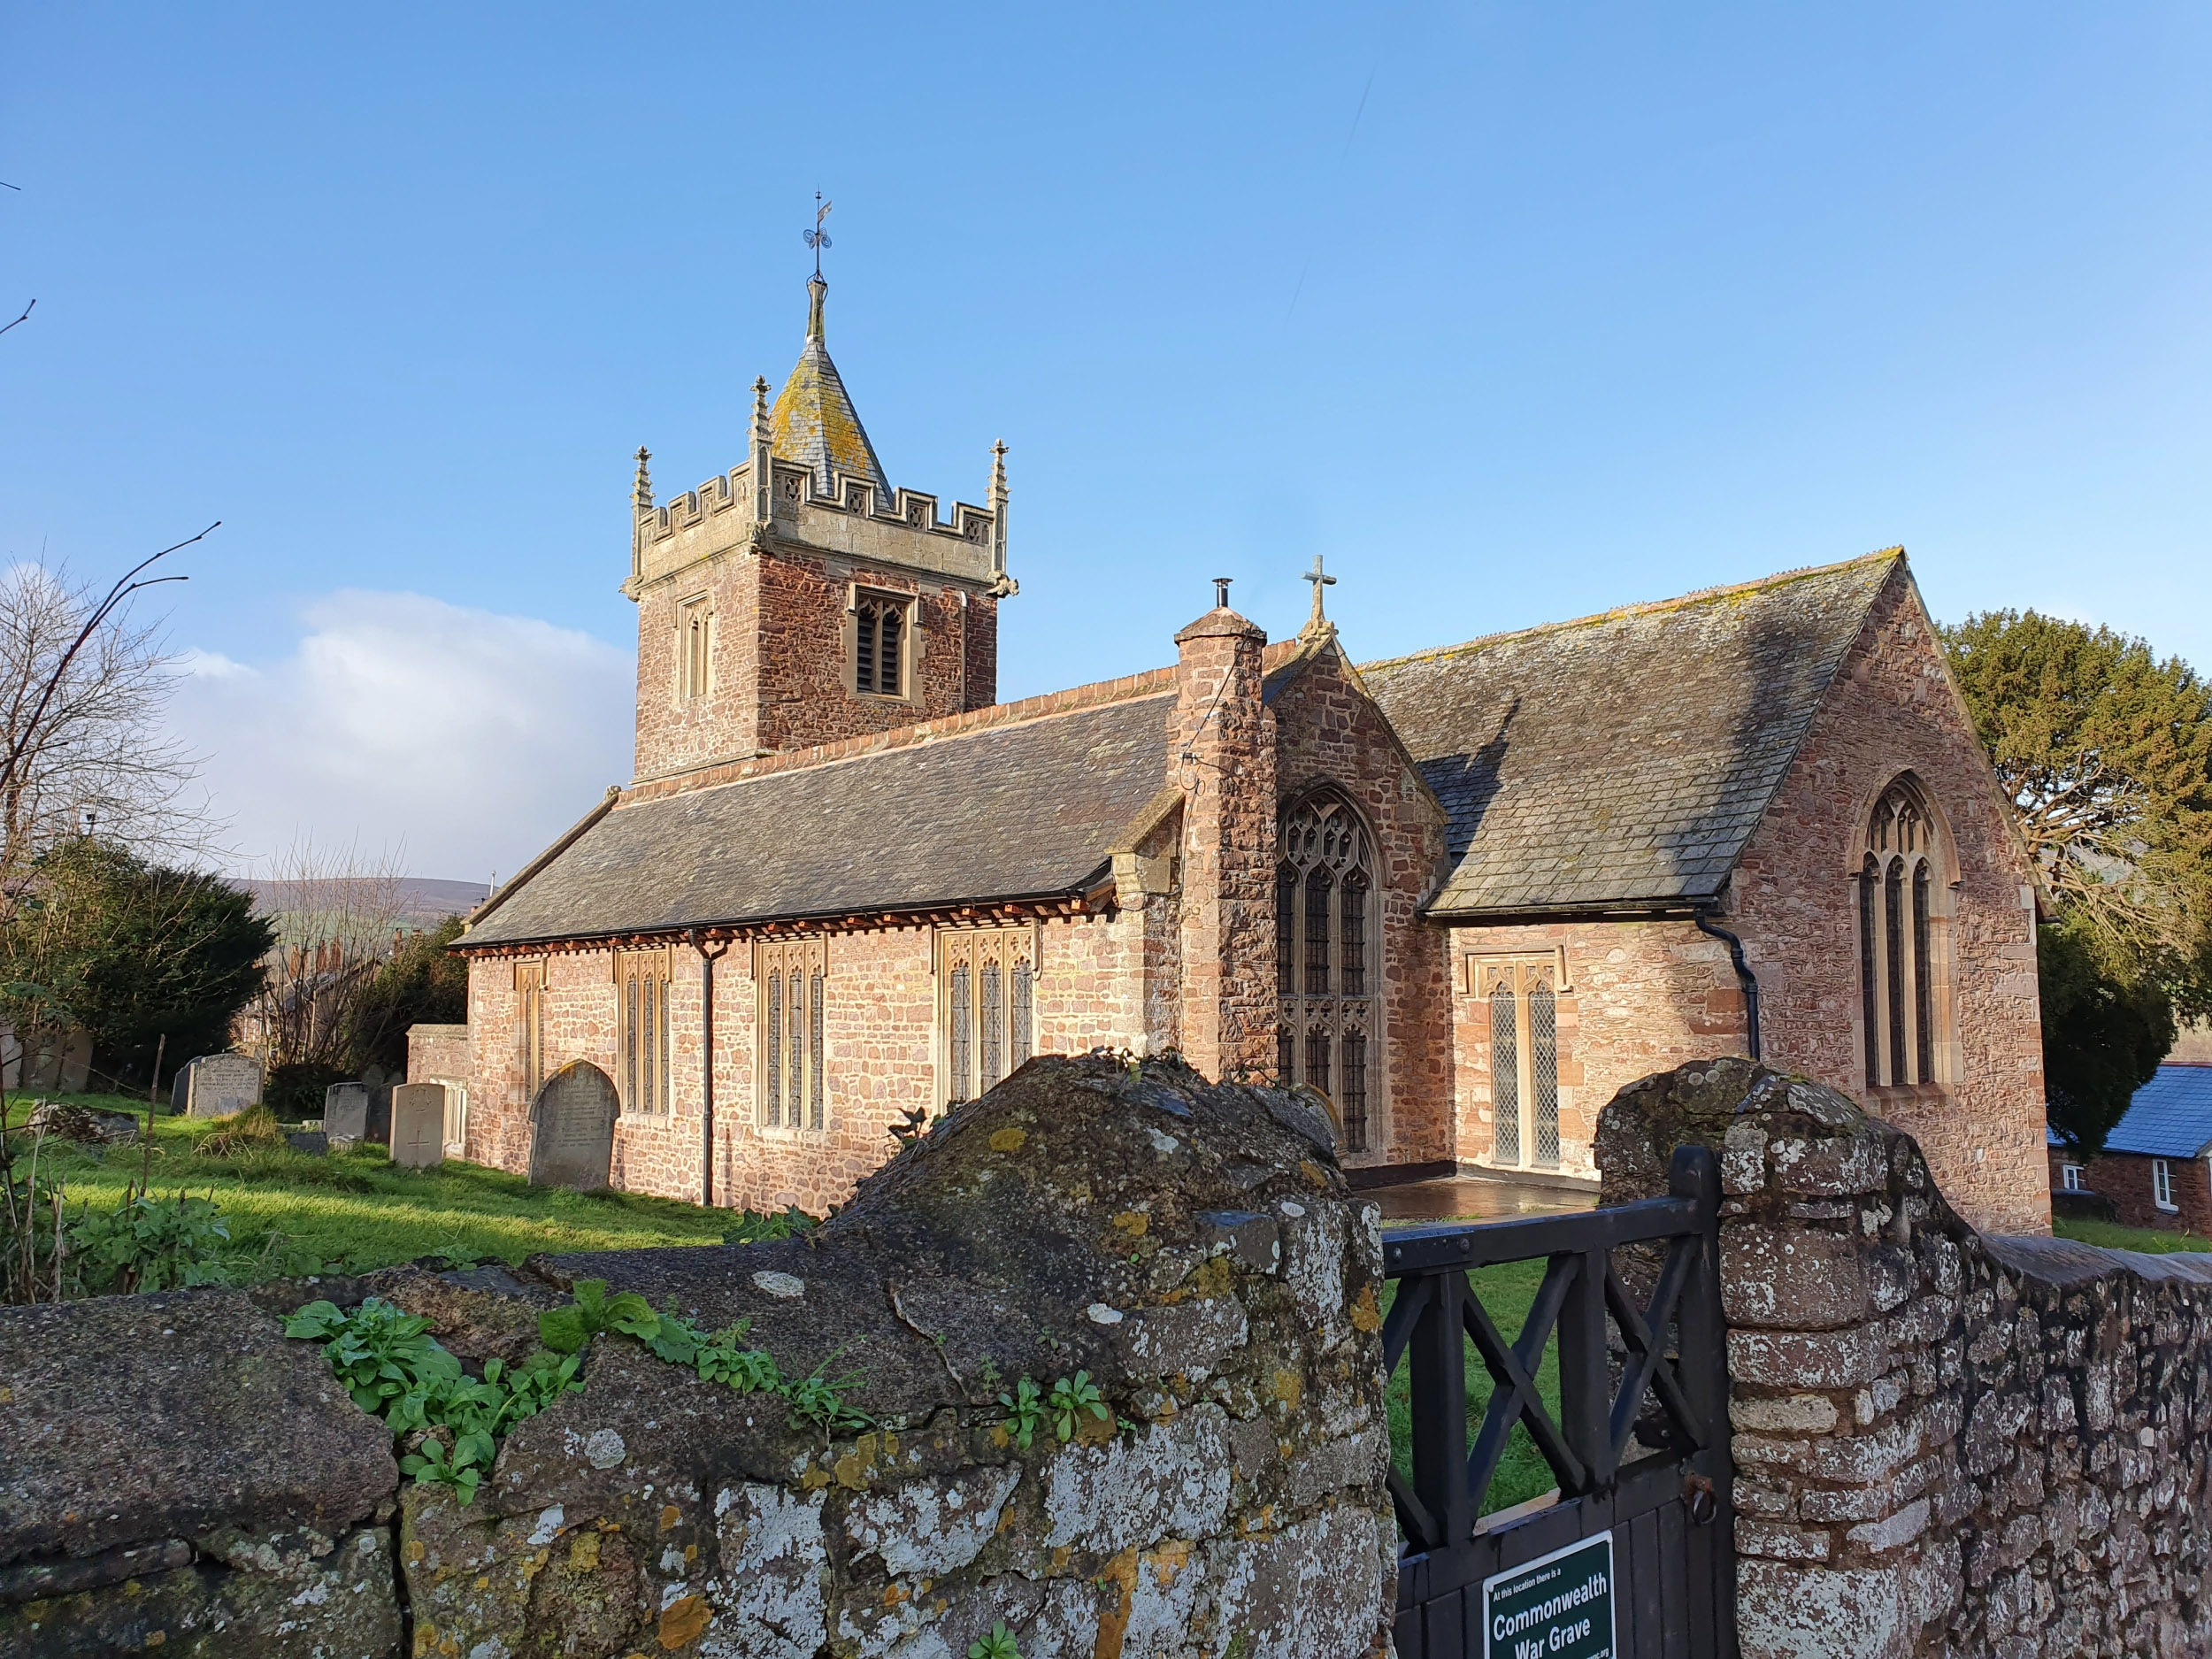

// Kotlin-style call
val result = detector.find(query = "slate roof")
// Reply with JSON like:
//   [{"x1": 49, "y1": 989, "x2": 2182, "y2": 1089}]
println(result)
[
  {"x1": 1360, "y1": 551, "x2": 1904, "y2": 918},
  {"x1": 771, "y1": 276, "x2": 895, "y2": 505},
  {"x1": 2102, "y1": 1065, "x2": 2212, "y2": 1161},
  {"x1": 465, "y1": 691, "x2": 1172, "y2": 948}
]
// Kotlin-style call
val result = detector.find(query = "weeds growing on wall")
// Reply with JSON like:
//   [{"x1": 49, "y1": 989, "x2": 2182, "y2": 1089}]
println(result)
[
  {"x1": 997, "y1": 1370, "x2": 1108, "y2": 1449},
  {"x1": 284, "y1": 1297, "x2": 582, "y2": 1502},
  {"x1": 539, "y1": 1278, "x2": 870, "y2": 1442}
]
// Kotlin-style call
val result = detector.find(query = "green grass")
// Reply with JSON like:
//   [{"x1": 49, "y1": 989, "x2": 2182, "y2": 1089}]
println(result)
[
  {"x1": 2054, "y1": 1215, "x2": 2212, "y2": 1255},
  {"x1": 1381, "y1": 1260, "x2": 1559, "y2": 1518},
  {"x1": 5, "y1": 1090, "x2": 732, "y2": 1275}
]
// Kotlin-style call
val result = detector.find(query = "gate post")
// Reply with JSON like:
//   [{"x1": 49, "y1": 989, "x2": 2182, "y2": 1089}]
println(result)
[
  {"x1": 1407, "y1": 1267, "x2": 1472, "y2": 1547},
  {"x1": 1671, "y1": 1142, "x2": 1738, "y2": 1657}
]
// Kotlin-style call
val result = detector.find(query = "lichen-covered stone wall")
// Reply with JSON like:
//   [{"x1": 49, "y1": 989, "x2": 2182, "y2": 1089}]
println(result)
[
  {"x1": 1599, "y1": 1058, "x2": 2212, "y2": 1659},
  {"x1": 0, "y1": 1056, "x2": 1394, "y2": 1658}
]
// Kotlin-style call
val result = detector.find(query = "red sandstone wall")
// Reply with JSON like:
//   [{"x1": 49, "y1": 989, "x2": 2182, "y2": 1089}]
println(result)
[
  {"x1": 1448, "y1": 918, "x2": 1741, "y2": 1180},
  {"x1": 633, "y1": 555, "x2": 762, "y2": 780},
  {"x1": 460, "y1": 913, "x2": 1145, "y2": 1214},
  {"x1": 1728, "y1": 563, "x2": 2048, "y2": 1234},
  {"x1": 632, "y1": 547, "x2": 998, "y2": 780},
  {"x1": 1269, "y1": 643, "x2": 1455, "y2": 1173}
]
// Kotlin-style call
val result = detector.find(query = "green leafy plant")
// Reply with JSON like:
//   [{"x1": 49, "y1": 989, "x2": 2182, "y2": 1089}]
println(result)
[
  {"x1": 1048, "y1": 1371, "x2": 1107, "y2": 1444},
  {"x1": 537, "y1": 1277, "x2": 659, "y2": 1354},
  {"x1": 1000, "y1": 1374, "x2": 1044, "y2": 1450},
  {"x1": 969, "y1": 1621, "x2": 1022, "y2": 1659},
  {"x1": 782, "y1": 1356, "x2": 871, "y2": 1440},
  {"x1": 722, "y1": 1205, "x2": 818, "y2": 1245},
  {"x1": 283, "y1": 1298, "x2": 582, "y2": 1503},
  {"x1": 70, "y1": 1193, "x2": 232, "y2": 1294}
]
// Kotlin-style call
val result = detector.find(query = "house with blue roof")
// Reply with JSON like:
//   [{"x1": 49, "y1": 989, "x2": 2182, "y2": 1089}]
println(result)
[{"x1": 2051, "y1": 1064, "x2": 2212, "y2": 1233}]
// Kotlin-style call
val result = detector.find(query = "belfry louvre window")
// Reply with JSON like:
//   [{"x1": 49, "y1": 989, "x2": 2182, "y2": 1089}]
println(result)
[
  {"x1": 936, "y1": 926, "x2": 1036, "y2": 1108},
  {"x1": 756, "y1": 939, "x2": 828, "y2": 1131},
  {"x1": 614, "y1": 948, "x2": 673, "y2": 1115},
  {"x1": 514, "y1": 959, "x2": 547, "y2": 1102},
  {"x1": 1276, "y1": 789, "x2": 1378, "y2": 1153},
  {"x1": 678, "y1": 595, "x2": 713, "y2": 702},
  {"x1": 1857, "y1": 779, "x2": 1950, "y2": 1090},
  {"x1": 1471, "y1": 955, "x2": 1567, "y2": 1170},
  {"x1": 852, "y1": 590, "x2": 911, "y2": 698}
]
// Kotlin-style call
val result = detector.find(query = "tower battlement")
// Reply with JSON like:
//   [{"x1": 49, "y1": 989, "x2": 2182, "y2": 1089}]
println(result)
[{"x1": 628, "y1": 454, "x2": 1009, "y2": 596}]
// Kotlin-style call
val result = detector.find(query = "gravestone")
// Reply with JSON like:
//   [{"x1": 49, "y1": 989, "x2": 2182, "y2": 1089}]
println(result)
[
  {"x1": 527, "y1": 1064, "x2": 617, "y2": 1191},
  {"x1": 361, "y1": 1064, "x2": 395, "y2": 1145},
  {"x1": 286, "y1": 1131, "x2": 328, "y2": 1156},
  {"x1": 181, "y1": 1054, "x2": 263, "y2": 1118},
  {"x1": 323, "y1": 1083, "x2": 370, "y2": 1146},
  {"x1": 389, "y1": 1084, "x2": 445, "y2": 1171}
]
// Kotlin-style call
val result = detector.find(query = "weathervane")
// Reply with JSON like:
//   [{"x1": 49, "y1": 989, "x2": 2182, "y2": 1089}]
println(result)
[{"x1": 805, "y1": 193, "x2": 833, "y2": 278}]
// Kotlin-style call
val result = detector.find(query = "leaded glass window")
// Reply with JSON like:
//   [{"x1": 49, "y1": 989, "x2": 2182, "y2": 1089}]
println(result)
[
  {"x1": 615, "y1": 948, "x2": 672, "y2": 1116},
  {"x1": 756, "y1": 939, "x2": 828, "y2": 1130},
  {"x1": 1490, "y1": 988, "x2": 1520, "y2": 1164},
  {"x1": 1277, "y1": 788, "x2": 1379, "y2": 1153},
  {"x1": 1858, "y1": 779, "x2": 1948, "y2": 1089},
  {"x1": 1471, "y1": 956, "x2": 1569, "y2": 1171},
  {"x1": 937, "y1": 926, "x2": 1036, "y2": 1108}
]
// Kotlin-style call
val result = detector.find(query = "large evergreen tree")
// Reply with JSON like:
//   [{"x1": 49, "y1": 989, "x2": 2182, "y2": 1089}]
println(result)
[
  {"x1": 1943, "y1": 611, "x2": 2212, "y2": 1152},
  {"x1": 0, "y1": 838, "x2": 273, "y2": 1091}
]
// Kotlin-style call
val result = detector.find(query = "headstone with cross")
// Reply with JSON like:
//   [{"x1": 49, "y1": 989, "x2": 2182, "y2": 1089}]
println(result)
[{"x1": 390, "y1": 1083, "x2": 445, "y2": 1171}]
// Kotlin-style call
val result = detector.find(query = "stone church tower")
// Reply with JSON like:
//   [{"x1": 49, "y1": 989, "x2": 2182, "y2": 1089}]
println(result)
[{"x1": 625, "y1": 273, "x2": 1015, "y2": 780}]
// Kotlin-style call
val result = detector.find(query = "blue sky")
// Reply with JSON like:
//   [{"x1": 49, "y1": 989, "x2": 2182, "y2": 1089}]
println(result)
[{"x1": 3, "y1": 4, "x2": 2208, "y2": 878}]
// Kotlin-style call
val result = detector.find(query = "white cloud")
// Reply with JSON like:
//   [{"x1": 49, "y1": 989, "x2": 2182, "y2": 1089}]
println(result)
[{"x1": 168, "y1": 591, "x2": 634, "y2": 881}]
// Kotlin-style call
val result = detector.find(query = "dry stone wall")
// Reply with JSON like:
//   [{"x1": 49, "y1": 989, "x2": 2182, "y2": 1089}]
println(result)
[
  {"x1": 1599, "y1": 1058, "x2": 2212, "y2": 1659},
  {"x1": 0, "y1": 1056, "x2": 1394, "y2": 1659}
]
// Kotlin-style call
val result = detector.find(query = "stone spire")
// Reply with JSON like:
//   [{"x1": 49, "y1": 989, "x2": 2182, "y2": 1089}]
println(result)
[
  {"x1": 632, "y1": 447, "x2": 654, "y2": 513},
  {"x1": 770, "y1": 275, "x2": 894, "y2": 506}
]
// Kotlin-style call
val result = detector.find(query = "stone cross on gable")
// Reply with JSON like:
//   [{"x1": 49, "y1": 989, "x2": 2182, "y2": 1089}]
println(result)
[{"x1": 1303, "y1": 555, "x2": 1336, "y2": 632}]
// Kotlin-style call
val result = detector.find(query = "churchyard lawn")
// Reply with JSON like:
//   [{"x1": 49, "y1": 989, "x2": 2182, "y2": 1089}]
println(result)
[{"x1": 5, "y1": 1091, "x2": 731, "y2": 1275}]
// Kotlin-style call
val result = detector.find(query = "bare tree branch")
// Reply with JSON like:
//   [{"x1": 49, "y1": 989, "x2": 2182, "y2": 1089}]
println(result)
[{"x1": 0, "y1": 298, "x2": 34, "y2": 338}]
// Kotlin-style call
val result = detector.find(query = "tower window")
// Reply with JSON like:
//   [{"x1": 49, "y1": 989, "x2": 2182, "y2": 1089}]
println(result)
[
  {"x1": 678, "y1": 595, "x2": 713, "y2": 702},
  {"x1": 853, "y1": 591, "x2": 911, "y2": 698}
]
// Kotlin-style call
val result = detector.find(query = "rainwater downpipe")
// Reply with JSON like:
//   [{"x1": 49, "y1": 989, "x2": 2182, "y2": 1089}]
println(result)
[
  {"x1": 1694, "y1": 910, "x2": 1762, "y2": 1063},
  {"x1": 688, "y1": 928, "x2": 732, "y2": 1207}
]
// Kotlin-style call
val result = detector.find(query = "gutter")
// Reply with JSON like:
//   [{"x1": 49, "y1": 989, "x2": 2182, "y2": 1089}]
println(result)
[{"x1": 1694, "y1": 910, "x2": 1763, "y2": 1063}]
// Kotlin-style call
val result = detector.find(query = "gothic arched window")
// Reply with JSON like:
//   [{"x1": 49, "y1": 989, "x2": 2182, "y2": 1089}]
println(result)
[
  {"x1": 1277, "y1": 788, "x2": 1379, "y2": 1151},
  {"x1": 1858, "y1": 780, "x2": 1948, "y2": 1089}
]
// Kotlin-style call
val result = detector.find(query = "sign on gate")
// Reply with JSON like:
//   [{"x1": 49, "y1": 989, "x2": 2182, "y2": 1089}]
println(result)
[{"x1": 1482, "y1": 1533, "x2": 1616, "y2": 1659}]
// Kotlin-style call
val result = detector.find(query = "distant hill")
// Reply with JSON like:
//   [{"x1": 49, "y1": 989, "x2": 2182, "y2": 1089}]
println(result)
[{"x1": 239, "y1": 877, "x2": 489, "y2": 927}]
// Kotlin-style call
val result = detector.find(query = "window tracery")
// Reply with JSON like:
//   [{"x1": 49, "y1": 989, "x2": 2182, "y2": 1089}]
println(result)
[
  {"x1": 937, "y1": 926, "x2": 1036, "y2": 1107},
  {"x1": 614, "y1": 948, "x2": 673, "y2": 1115},
  {"x1": 1858, "y1": 779, "x2": 1949, "y2": 1089},
  {"x1": 756, "y1": 939, "x2": 828, "y2": 1130},
  {"x1": 1276, "y1": 788, "x2": 1378, "y2": 1152}
]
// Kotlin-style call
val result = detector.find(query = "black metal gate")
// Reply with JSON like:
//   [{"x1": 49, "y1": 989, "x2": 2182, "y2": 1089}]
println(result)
[{"x1": 1385, "y1": 1147, "x2": 1735, "y2": 1659}]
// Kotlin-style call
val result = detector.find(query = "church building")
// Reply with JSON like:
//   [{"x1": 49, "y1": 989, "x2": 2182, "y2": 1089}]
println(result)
[{"x1": 439, "y1": 273, "x2": 2052, "y2": 1234}]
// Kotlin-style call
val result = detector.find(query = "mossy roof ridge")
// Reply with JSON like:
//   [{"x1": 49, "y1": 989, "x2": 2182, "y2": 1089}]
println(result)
[{"x1": 1360, "y1": 550, "x2": 1904, "y2": 917}]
